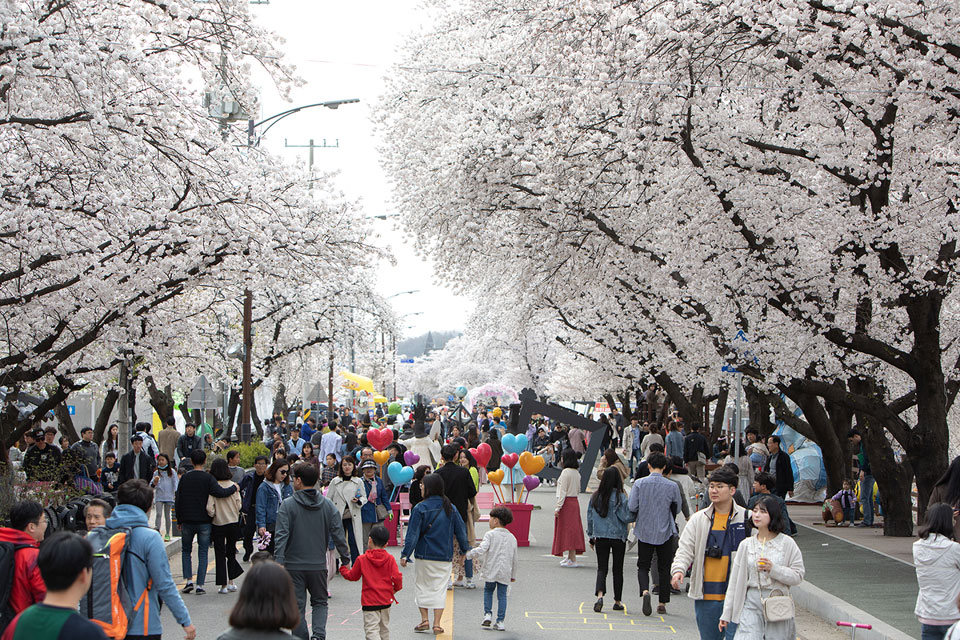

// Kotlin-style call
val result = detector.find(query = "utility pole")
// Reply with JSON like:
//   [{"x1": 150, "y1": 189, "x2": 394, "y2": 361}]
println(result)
[{"x1": 240, "y1": 289, "x2": 253, "y2": 442}]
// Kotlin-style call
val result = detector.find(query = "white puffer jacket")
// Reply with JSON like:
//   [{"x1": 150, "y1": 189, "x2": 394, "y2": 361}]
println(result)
[{"x1": 914, "y1": 534, "x2": 960, "y2": 623}]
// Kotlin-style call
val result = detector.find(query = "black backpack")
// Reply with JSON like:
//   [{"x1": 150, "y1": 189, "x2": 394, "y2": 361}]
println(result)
[{"x1": 0, "y1": 541, "x2": 33, "y2": 634}]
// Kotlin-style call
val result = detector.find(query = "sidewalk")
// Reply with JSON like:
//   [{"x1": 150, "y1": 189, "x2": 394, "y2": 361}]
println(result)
[{"x1": 789, "y1": 504, "x2": 919, "y2": 639}]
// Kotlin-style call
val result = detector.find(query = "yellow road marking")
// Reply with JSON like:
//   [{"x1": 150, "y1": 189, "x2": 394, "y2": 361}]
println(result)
[
  {"x1": 579, "y1": 601, "x2": 584, "y2": 614},
  {"x1": 436, "y1": 584, "x2": 454, "y2": 639}
]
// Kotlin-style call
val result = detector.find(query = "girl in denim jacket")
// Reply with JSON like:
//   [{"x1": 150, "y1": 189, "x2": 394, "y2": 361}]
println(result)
[{"x1": 587, "y1": 466, "x2": 635, "y2": 612}]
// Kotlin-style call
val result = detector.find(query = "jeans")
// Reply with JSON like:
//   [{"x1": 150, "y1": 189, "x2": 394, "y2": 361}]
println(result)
[
  {"x1": 288, "y1": 568, "x2": 328, "y2": 640},
  {"x1": 629, "y1": 449, "x2": 641, "y2": 475},
  {"x1": 484, "y1": 581, "x2": 509, "y2": 622},
  {"x1": 594, "y1": 538, "x2": 625, "y2": 601},
  {"x1": 843, "y1": 507, "x2": 855, "y2": 523},
  {"x1": 861, "y1": 475, "x2": 875, "y2": 525},
  {"x1": 212, "y1": 522, "x2": 244, "y2": 586},
  {"x1": 242, "y1": 511, "x2": 256, "y2": 559},
  {"x1": 180, "y1": 522, "x2": 211, "y2": 586},
  {"x1": 921, "y1": 623, "x2": 951, "y2": 640},
  {"x1": 695, "y1": 600, "x2": 737, "y2": 640},
  {"x1": 636, "y1": 539, "x2": 675, "y2": 604}
]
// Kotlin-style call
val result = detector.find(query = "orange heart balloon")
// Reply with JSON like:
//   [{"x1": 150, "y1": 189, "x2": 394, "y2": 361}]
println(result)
[
  {"x1": 373, "y1": 451, "x2": 390, "y2": 466},
  {"x1": 487, "y1": 469, "x2": 505, "y2": 485},
  {"x1": 519, "y1": 452, "x2": 546, "y2": 475}
]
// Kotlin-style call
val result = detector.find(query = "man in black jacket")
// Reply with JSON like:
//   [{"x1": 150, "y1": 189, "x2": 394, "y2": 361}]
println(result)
[
  {"x1": 239, "y1": 455, "x2": 268, "y2": 562},
  {"x1": 176, "y1": 423, "x2": 203, "y2": 463},
  {"x1": 436, "y1": 444, "x2": 478, "y2": 588},
  {"x1": 682, "y1": 422, "x2": 710, "y2": 483},
  {"x1": 763, "y1": 435, "x2": 795, "y2": 499},
  {"x1": 22, "y1": 427, "x2": 62, "y2": 481},
  {"x1": 118, "y1": 434, "x2": 155, "y2": 485},
  {"x1": 174, "y1": 449, "x2": 238, "y2": 595}
]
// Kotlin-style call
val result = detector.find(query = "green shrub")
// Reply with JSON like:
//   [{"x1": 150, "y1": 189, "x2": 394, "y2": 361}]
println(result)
[{"x1": 231, "y1": 441, "x2": 270, "y2": 469}]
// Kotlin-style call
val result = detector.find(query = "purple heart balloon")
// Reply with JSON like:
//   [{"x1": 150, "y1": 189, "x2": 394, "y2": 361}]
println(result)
[
  {"x1": 522, "y1": 476, "x2": 540, "y2": 492},
  {"x1": 403, "y1": 451, "x2": 420, "y2": 466}
]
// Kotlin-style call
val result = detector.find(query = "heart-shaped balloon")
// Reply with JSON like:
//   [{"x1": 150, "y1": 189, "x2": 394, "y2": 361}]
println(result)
[
  {"x1": 387, "y1": 461, "x2": 414, "y2": 485},
  {"x1": 523, "y1": 475, "x2": 541, "y2": 492},
  {"x1": 501, "y1": 453, "x2": 519, "y2": 468},
  {"x1": 513, "y1": 434, "x2": 528, "y2": 453},
  {"x1": 373, "y1": 450, "x2": 391, "y2": 466},
  {"x1": 501, "y1": 433, "x2": 516, "y2": 453},
  {"x1": 487, "y1": 469, "x2": 505, "y2": 485},
  {"x1": 403, "y1": 451, "x2": 420, "y2": 466},
  {"x1": 501, "y1": 433, "x2": 527, "y2": 454},
  {"x1": 519, "y1": 451, "x2": 546, "y2": 475},
  {"x1": 474, "y1": 442, "x2": 492, "y2": 469},
  {"x1": 367, "y1": 427, "x2": 393, "y2": 451}
]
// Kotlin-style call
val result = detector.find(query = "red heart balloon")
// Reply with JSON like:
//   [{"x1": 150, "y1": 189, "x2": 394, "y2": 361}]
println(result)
[
  {"x1": 367, "y1": 427, "x2": 393, "y2": 451},
  {"x1": 474, "y1": 442, "x2": 492, "y2": 469},
  {"x1": 501, "y1": 452, "x2": 519, "y2": 468}
]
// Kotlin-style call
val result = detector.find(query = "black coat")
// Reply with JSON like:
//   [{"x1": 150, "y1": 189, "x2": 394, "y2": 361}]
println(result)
[
  {"x1": 118, "y1": 449, "x2": 156, "y2": 486},
  {"x1": 175, "y1": 469, "x2": 237, "y2": 524},
  {"x1": 763, "y1": 449, "x2": 795, "y2": 496}
]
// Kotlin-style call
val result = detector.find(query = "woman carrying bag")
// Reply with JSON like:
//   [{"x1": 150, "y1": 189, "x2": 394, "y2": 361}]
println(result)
[
  {"x1": 327, "y1": 456, "x2": 366, "y2": 564},
  {"x1": 720, "y1": 495, "x2": 805, "y2": 639},
  {"x1": 255, "y1": 459, "x2": 292, "y2": 555},
  {"x1": 400, "y1": 473, "x2": 470, "y2": 635},
  {"x1": 207, "y1": 457, "x2": 244, "y2": 593},
  {"x1": 359, "y1": 459, "x2": 391, "y2": 542}
]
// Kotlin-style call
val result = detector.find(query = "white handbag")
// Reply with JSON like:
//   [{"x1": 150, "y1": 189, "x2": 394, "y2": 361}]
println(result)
[{"x1": 755, "y1": 547, "x2": 794, "y2": 622}]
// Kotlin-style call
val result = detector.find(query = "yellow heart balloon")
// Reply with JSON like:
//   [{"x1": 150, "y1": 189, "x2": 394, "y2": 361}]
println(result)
[
  {"x1": 373, "y1": 451, "x2": 390, "y2": 466},
  {"x1": 519, "y1": 453, "x2": 546, "y2": 475},
  {"x1": 487, "y1": 469, "x2": 505, "y2": 485}
]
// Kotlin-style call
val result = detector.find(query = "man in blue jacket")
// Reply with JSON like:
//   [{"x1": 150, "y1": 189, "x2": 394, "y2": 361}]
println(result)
[{"x1": 106, "y1": 479, "x2": 195, "y2": 640}]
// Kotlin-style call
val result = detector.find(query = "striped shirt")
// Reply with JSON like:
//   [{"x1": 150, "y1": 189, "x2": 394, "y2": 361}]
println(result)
[{"x1": 701, "y1": 510, "x2": 746, "y2": 601}]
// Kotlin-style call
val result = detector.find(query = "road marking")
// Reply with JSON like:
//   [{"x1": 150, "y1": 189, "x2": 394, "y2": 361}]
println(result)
[
  {"x1": 579, "y1": 601, "x2": 584, "y2": 614},
  {"x1": 437, "y1": 583, "x2": 454, "y2": 639}
]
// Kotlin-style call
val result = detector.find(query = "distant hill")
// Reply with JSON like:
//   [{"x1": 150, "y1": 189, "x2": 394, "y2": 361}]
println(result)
[{"x1": 398, "y1": 330, "x2": 461, "y2": 358}]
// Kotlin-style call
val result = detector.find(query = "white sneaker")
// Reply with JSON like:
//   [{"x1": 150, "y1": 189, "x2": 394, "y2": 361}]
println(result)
[
  {"x1": 566, "y1": 562, "x2": 581, "y2": 568},
  {"x1": 465, "y1": 579, "x2": 477, "y2": 589},
  {"x1": 481, "y1": 613, "x2": 492, "y2": 628},
  {"x1": 453, "y1": 578, "x2": 467, "y2": 588},
  {"x1": 559, "y1": 558, "x2": 571, "y2": 567},
  {"x1": 227, "y1": 583, "x2": 238, "y2": 592},
  {"x1": 494, "y1": 621, "x2": 505, "y2": 631},
  {"x1": 217, "y1": 587, "x2": 228, "y2": 594},
  {"x1": 447, "y1": 580, "x2": 454, "y2": 590}
]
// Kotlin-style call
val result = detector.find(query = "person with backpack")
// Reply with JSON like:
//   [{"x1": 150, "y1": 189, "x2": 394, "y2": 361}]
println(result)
[
  {"x1": 1, "y1": 531, "x2": 107, "y2": 640},
  {"x1": 0, "y1": 501, "x2": 47, "y2": 631},
  {"x1": 96, "y1": 479, "x2": 195, "y2": 640}
]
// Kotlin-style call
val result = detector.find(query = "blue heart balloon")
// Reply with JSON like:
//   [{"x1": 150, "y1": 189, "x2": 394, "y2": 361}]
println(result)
[
  {"x1": 501, "y1": 433, "x2": 517, "y2": 453},
  {"x1": 387, "y1": 461, "x2": 414, "y2": 485},
  {"x1": 514, "y1": 434, "x2": 528, "y2": 453}
]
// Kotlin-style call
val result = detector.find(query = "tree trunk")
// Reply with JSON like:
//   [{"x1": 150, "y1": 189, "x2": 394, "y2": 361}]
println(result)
[
  {"x1": 654, "y1": 373, "x2": 703, "y2": 427},
  {"x1": 145, "y1": 376, "x2": 175, "y2": 424},
  {"x1": 849, "y1": 377, "x2": 915, "y2": 536},
  {"x1": 745, "y1": 384, "x2": 774, "y2": 438},
  {"x1": 1, "y1": 381, "x2": 74, "y2": 453},
  {"x1": 53, "y1": 402, "x2": 80, "y2": 444},
  {"x1": 784, "y1": 387, "x2": 847, "y2": 496},
  {"x1": 224, "y1": 386, "x2": 240, "y2": 440},
  {"x1": 273, "y1": 383, "x2": 289, "y2": 419},
  {"x1": 709, "y1": 386, "x2": 729, "y2": 447},
  {"x1": 906, "y1": 294, "x2": 950, "y2": 523},
  {"x1": 93, "y1": 388, "x2": 120, "y2": 444}
]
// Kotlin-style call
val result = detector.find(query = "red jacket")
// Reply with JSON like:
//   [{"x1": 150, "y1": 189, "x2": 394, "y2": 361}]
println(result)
[
  {"x1": 339, "y1": 548, "x2": 402, "y2": 607},
  {"x1": 0, "y1": 528, "x2": 44, "y2": 614}
]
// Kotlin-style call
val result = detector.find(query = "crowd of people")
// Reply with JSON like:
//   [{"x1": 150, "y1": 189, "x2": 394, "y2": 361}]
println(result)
[{"x1": 8, "y1": 392, "x2": 953, "y2": 640}]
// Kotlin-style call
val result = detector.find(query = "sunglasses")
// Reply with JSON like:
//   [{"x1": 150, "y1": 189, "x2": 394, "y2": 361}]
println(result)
[{"x1": 279, "y1": 470, "x2": 289, "y2": 476}]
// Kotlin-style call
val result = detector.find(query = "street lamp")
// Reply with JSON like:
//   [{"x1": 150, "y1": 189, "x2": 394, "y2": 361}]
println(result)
[{"x1": 229, "y1": 99, "x2": 359, "y2": 441}]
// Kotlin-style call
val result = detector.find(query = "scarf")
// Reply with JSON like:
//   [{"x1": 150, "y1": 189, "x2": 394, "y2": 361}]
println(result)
[{"x1": 366, "y1": 476, "x2": 378, "y2": 503}]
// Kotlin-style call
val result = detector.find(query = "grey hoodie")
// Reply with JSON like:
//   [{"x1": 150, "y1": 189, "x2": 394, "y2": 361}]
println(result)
[{"x1": 274, "y1": 488, "x2": 350, "y2": 571}]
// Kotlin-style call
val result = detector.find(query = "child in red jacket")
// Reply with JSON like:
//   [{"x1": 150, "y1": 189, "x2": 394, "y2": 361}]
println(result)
[{"x1": 339, "y1": 525, "x2": 402, "y2": 640}]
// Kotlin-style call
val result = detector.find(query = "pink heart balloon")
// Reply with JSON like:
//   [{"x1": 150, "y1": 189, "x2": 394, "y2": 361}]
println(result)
[
  {"x1": 403, "y1": 451, "x2": 420, "y2": 466},
  {"x1": 523, "y1": 475, "x2": 540, "y2": 492},
  {"x1": 474, "y1": 443, "x2": 492, "y2": 470},
  {"x1": 501, "y1": 453, "x2": 519, "y2": 468},
  {"x1": 367, "y1": 427, "x2": 393, "y2": 451}
]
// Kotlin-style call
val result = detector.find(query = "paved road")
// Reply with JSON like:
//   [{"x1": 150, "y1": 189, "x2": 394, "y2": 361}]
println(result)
[{"x1": 154, "y1": 486, "x2": 848, "y2": 639}]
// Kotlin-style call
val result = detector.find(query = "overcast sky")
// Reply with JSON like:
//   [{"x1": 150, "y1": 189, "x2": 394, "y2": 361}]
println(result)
[{"x1": 247, "y1": 1, "x2": 467, "y2": 337}]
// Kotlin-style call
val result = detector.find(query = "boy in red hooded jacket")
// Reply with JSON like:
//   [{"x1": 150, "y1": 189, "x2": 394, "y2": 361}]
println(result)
[
  {"x1": 339, "y1": 524, "x2": 402, "y2": 640},
  {"x1": 0, "y1": 501, "x2": 47, "y2": 622}
]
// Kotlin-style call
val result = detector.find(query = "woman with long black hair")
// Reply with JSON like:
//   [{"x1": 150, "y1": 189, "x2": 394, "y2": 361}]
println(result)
[
  {"x1": 400, "y1": 473, "x2": 470, "y2": 635},
  {"x1": 913, "y1": 503, "x2": 960, "y2": 640},
  {"x1": 587, "y1": 466, "x2": 634, "y2": 612}
]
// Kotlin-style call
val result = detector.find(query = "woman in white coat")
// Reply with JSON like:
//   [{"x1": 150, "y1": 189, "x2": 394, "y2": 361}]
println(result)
[
  {"x1": 326, "y1": 456, "x2": 366, "y2": 564},
  {"x1": 721, "y1": 495, "x2": 805, "y2": 640},
  {"x1": 914, "y1": 503, "x2": 960, "y2": 640}
]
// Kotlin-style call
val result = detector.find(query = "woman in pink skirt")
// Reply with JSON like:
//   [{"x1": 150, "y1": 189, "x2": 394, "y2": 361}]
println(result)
[{"x1": 553, "y1": 449, "x2": 586, "y2": 567}]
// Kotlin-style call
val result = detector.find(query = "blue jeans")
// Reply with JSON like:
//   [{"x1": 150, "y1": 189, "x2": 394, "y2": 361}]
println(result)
[
  {"x1": 465, "y1": 558, "x2": 473, "y2": 579},
  {"x1": 861, "y1": 475, "x2": 875, "y2": 525},
  {"x1": 484, "y1": 581, "x2": 509, "y2": 622},
  {"x1": 629, "y1": 449, "x2": 642, "y2": 475},
  {"x1": 695, "y1": 600, "x2": 737, "y2": 640},
  {"x1": 180, "y1": 522, "x2": 211, "y2": 586},
  {"x1": 922, "y1": 624, "x2": 951, "y2": 640},
  {"x1": 843, "y1": 507, "x2": 855, "y2": 523}
]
